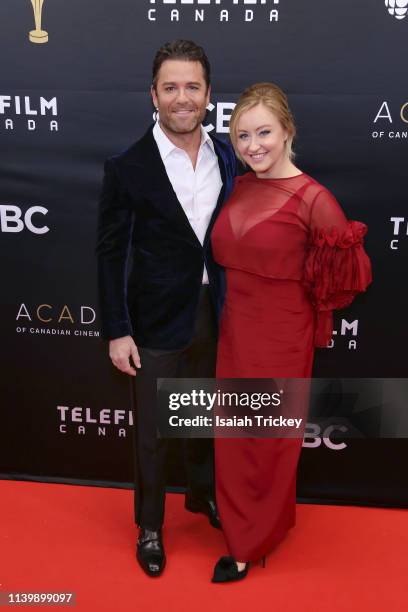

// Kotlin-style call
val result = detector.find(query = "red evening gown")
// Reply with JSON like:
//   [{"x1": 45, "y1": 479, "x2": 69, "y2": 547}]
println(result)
[{"x1": 211, "y1": 172, "x2": 372, "y2": 562}]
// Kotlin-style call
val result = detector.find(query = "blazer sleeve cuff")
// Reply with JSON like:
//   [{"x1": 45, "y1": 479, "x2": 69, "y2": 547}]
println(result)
[{"x1": 100, "y1": 319, "x2": 134, "y2": 341}]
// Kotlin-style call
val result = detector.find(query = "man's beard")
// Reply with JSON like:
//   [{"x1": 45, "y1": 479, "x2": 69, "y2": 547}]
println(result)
[{"x1": 161, "y1": 107, "x2": 206, "y2": 135}]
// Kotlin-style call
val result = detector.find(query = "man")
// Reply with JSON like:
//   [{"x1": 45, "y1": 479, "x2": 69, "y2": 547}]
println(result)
[{"x1": 96, "y1": 40, "x2": 237, "y2": 577}]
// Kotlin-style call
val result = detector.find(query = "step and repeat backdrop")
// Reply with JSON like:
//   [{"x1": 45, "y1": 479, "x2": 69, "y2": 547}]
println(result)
[{"x1": 1, "y1": 0, "x2": 407, "y2": 506}]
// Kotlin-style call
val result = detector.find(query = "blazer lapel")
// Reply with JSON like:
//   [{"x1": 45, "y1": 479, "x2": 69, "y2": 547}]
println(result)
[{"x1": 123, "y1": 126, "x2": 202, "y2": 248}]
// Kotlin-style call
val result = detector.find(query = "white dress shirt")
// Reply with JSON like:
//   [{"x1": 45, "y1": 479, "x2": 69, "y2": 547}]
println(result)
[{"x1": 153, "y1": 121, "x2": 222, "y2": 284}]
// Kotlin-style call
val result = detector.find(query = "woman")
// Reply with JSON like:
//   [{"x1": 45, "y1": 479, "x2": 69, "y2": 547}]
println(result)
[{"x1": 210, "y1": 83, "x2": 372, "y2": 583}]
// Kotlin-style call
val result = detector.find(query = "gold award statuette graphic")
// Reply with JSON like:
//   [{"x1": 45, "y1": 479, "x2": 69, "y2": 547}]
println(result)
[{"x1": 29, "y1": 0, "x2": 48, "y2": 44}]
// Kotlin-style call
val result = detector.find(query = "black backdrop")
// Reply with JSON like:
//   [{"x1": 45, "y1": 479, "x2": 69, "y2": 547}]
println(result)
[{"x1": 1, "y1": 0, "x2": 407, "y2": 506}]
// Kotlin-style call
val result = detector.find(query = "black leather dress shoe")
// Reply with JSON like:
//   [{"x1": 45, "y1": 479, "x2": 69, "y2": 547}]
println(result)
[
  {"x1": 136, "y1": 528, "x2": 166, "y2": 577},
  {"x1": 185, "y1": 493, "x2": 221, "y2": 529}
]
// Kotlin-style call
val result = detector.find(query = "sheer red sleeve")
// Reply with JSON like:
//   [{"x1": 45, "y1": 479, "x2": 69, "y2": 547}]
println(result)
[{"x1": 303, "y1": 189, "x2": 372, "y2": 347}]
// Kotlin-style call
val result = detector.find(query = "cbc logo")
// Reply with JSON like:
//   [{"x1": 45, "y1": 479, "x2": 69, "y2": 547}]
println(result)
[
  {"x1": 303, "y1": 423, "x2": 347, "y2": 450},
  {"x1": 0, "y1": 205, "x2": 49, "y2": 234},
  {"x1": 385, "y1": 0, "x2": 408, "y2": 20}
]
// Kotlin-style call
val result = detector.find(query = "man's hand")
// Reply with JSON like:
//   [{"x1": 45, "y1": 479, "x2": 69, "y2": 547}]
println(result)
[{"x1": 109, "y1": 335, "x2": 141, "y2": 376}]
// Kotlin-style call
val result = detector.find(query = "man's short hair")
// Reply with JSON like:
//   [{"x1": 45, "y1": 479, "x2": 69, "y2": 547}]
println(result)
[{"x1": 152, "y1": 40, "x2": 211, "y2": 90}]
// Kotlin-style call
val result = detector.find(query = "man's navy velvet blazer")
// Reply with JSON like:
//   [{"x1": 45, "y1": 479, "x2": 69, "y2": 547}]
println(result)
[{"x1": 96, "y1": 124, "x2": 237, "y2": 349}]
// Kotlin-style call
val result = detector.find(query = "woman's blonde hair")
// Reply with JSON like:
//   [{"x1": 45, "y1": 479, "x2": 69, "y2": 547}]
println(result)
[{"x1": 229, "y1": 82, "x2": 296, "y2": 162}]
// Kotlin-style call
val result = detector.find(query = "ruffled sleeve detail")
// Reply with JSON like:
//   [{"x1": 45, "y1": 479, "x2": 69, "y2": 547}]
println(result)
[{"x1": 304, "y1": 221, "x2": 372, "y2": 347}]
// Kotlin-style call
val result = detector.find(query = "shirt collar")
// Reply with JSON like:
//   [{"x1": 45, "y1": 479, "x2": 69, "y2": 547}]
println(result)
[
  {"x1": 153, "y1": 121, "x2": 215, "y2": 160},
  {"x1": 201, "y1": 125, "x2": 216, "y2": 154}
]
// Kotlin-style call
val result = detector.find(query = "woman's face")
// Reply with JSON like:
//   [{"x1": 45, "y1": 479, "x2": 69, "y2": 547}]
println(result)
[{"x1": 235, "y1": 103, "x2": 289, "y2": 177}]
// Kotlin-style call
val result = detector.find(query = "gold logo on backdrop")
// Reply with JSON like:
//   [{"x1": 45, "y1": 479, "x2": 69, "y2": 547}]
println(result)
[{"x1": 29, "y1": 0, "x2": 48, "y2": 44}]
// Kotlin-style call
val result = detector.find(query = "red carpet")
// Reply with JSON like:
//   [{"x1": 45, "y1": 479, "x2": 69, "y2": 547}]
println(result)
[{"x1": 0, "y1": 480, "x2": 406, "y2": 611}]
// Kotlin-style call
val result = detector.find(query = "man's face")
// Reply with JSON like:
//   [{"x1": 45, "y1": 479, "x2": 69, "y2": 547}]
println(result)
[{"x1": 151, "y1": 59, "x2": 210, "y2": 135}]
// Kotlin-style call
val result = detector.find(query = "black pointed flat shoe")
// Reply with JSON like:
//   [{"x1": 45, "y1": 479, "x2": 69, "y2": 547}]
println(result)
[{"x1": 211, "y1": 556, "x2": 249, "y2": 583}]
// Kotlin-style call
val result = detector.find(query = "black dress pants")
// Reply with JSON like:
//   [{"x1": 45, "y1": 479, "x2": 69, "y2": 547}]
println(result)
[{"x1": 131, "y1": 286, "x2": 217, "y2": 530}]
